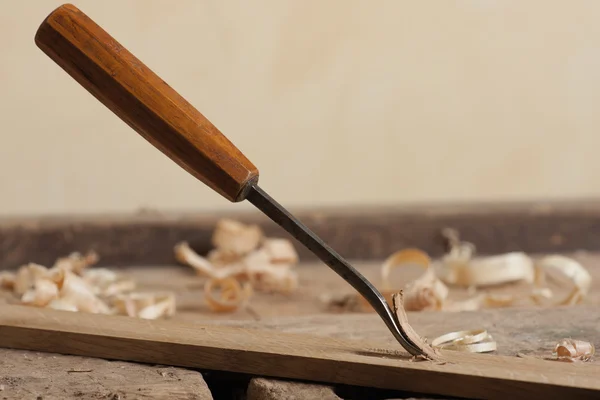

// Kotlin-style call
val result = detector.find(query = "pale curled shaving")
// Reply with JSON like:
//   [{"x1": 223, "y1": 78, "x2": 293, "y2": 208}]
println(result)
[
  {"x1": 244, "y1": 249, "x2": 298, "y2": 293},
  {"x1": 552, "y1": 339, "x2": 595, "y2": 362},
  {"x1": 53, "y1": 251, "x2": 99, "y2": 275},
  {"x1": 204, "y1": 277, "x2": 253, "y2": 312},
  {"x1": 21, "y1": 279, "x2": 58, "y2": 307},
  {"x1": 431, "y1": 329, "x2": 497, "y2": 353},
  {"x1": 175, "y1": 242, "x2": 220, "y2": 277},
  {"x1": 535, "y1": 255, "x2": 591, "y2": 306},
  {"x1": 14, "y1": 263, "x2": 49, "y2": 295},
  {"x1": 111, "y1": 292, "x2": 176, "y2": 319},
  {"x1": 262, "y1": 238, "x2": 299, "y2": 265},
  {"x1": 47, "y1": 298, "x2": 78, "y2": 312},
  {"x1": 212, "y1": 219, "x2": 263, "y2": 255},
  {"x1": 0, "y1": 271, "x2": 15, "y2": 290},
  {"x1": 381, "y1": 249, "x2": 449, "y2": 311},
  {"x1": 58, "y1": 270, "x2": 111, "y2": 314},
  {"x1": 175, "y1": 220, "x2": 299, "y2": 313},
  {"x1": 442, "y1": 296, "x2": 484, "y2": 312},
  {"x1": 391, "y1": 291, "x2": 442, "y2": 361},
  {"x1": 175, "y1": 241, "x2": 298, "y2": 294},
  {"x1": 437, "y1": 251, "x2": 535, "y2": 287},
  {"x1": 1, "y1": 251, "x2": 173, "y2": 320}
]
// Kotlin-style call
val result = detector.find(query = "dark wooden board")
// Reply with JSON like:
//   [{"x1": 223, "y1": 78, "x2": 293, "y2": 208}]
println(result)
[{"x1": 2, "y1": 199, "x2": 600, "y2": 269}]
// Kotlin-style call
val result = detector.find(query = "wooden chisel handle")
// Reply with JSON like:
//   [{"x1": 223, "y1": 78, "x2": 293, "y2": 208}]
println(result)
[{"x1": 35, "y1": 4, "x2": 259, "y2": 202}]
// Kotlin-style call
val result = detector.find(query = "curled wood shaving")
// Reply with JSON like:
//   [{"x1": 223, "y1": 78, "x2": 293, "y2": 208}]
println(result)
[
  {"x1": 82, "y1": 268, "x2": 136, "y2": 297},
  {"x1": 204, "y1": 277, "x2": 253, "y2": 312},
  {"x1": 111, "y1": 292, "x2": 176, "y2": 319},
  {"x1": 21, "y1": 279, "x2": 58, "y2": 307},
  {"x1": 212, "y1": 219, "x2": 263, "y2": 255},
  {"x1": 437, "y1": 229, "x2": 535, "y2": 287},
  {"x1": 380, "y1": 249, "x2": 449, "y2": 311},
  {"x1": 244, "y1": 249, "x2": 298, "y2": 293},
  {"x1": 391, "y1": 291, "x2": 442, "y2": 361},
  {"x1": 438, "y1": 251, "x2": 535, "y2": 287},
  {"x1": 175, "y1": 219, "x2": 299, "y2": 313},
  {"x1": 552, "y1": 339, "x2": 595, "y2": 362},
  {"x1": 47, "y1": 298, "x2": 78, "y2": 312},
  {"x1": 175, "y1": 242, "x2": 220, "y2": 277},
  {"x1": 437, "y1": 229, "x2": 592, "y2": 308},
  {"x1": 535, "y1": 255, "x2": 591, "y2": 306},
  {"x1": 0, "y1": 251, "x2": 173, "y2": 319},
  {"x1": 442, "y1": 295, "x2": 484, "y2": 312},
  {"x1": 14, "y1": 263, "x2": 49, "y2": 295},
  {"x1": 262, "y1": 238, "x2": 299, "y2": 265},
  {"x1": 0, "y1": 272, "x2": 16, "y2": 290},
  {"x1": 53, "y1": 251, "x2": 99, "y2": 275},
  {"x1": 58, "y1": 270, "x2": 111, "y2": 314},
  {"x1": 431, "y1": 329, "x2": 497, "y2": 353}
]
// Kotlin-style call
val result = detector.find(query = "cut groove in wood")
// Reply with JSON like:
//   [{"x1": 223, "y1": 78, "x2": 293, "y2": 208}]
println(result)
[{"x1": 0, "y1": 305, "x2": 598, "y2": 399}]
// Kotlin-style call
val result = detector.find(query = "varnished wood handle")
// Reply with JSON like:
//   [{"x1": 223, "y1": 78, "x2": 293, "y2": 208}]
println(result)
[{"x1": 35, "y1": 4, "x2": 259, "y2": 202}]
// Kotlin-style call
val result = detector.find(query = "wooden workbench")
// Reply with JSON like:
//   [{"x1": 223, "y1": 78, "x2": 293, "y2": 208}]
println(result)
[{"x1": 1, "y1": 200, "x2": 599, "y2": 399}]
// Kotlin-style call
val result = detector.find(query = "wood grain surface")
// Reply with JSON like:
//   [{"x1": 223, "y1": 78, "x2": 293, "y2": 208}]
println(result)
[
  {"x1": 0, "y1": 348, "x2": 213, "y2": 400},
  {"x1": 0, "y1": 304, "x2": 598, "y2": 400},
  {"x1": 3, "y1": 199, "x2": 600, "y2": 269},
  {"x1": 1, "y1": 256, "x2": 599, "y2": 399},
  {"x1": 35, "y1": 3, "x2": 258, "y2": 202}
]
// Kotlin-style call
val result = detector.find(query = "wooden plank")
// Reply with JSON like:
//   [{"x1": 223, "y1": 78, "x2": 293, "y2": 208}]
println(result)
[
  {"x1": 0, "y1": 348, "x2": 213, "y2": 400},
  {"x1": 2, "y1": 199, "x2": 600, "y2": 269},
  {"x1": 246, "y1": 378, "x2": 341, "y2": 400},
  {"x1": 214, "y1": 305, "x2": 600, "y2": 361},
  {"x1": 0, "y1": 305, "x2": 598, "y2": 399}
]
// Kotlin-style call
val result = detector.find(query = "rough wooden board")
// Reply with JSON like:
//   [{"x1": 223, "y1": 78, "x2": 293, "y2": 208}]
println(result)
[
  {"x1": 3, "y1": 199, "x2": 600, "y2": 268},
  {"x1": 246, "y1": 378, "x2": 342, "y2": 400},
  {"x1": 213, "y1": 305, "x2": 600, "y2": 362},
  {"x1": 1, "y1": 253, "x2": 598, "y2": 399},
  {"x1": 0, "y1": 305, "x2": 599, "y2": 400},
  {"x1": 0, "y1": 348, "x2": 213, "y2": 400}
]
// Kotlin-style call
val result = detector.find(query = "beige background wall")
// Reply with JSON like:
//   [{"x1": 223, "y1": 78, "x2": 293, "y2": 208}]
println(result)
[{"x1": 2, "y1": 0, "x2": 600, "y2": 216}]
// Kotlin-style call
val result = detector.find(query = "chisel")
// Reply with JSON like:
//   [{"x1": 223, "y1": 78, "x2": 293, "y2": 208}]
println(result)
[{"x1": 34, "y1": 3, "x2": 424, "y2": 357}]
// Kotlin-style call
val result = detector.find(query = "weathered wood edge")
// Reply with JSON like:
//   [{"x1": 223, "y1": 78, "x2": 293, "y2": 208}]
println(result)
[
  {"x1": 2, "y1": 199, "x2": 600, "y2": 269},
  {"x1": 0, "y1": 304, "x2": 598, "y2": 400}
]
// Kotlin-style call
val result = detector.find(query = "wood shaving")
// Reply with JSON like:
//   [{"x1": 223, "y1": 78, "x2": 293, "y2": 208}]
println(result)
[
  {"x1": 551, "y1": 339, "x2": 595, "y2": 362},
  {"x1": 14, "y1": 263, "x2": 49, "y2": 295},
  {"x1": 380, "y1": 249, "x2": 449, "y2": 311},
  {"x1": 437, "y1": 228, "x2": 535, "y2": 287},
  {"x1": 175, "y1": 219, "x2": 299, "y2": 313},
  {"x1": 0, "y1": 251, "x2": 174, "y2": 319},
  {"x1": 53, "y1": 251, "x2": 99, "y2": 275},
  {"x1": 244, "y1": 249, "x2": 298, "y2": 293},
  {"x1": 323, "y1": 237, "x2": 590, "y2": 315},
  {"x1": 431, "y1": 329, "x2": 497, "y2": 353},
  {"x1": 262, "y1": 238, "x2": 299, "y2": 265},
  {"x1": 212, "y1": 218, "x2": 263, "y2": 255},
  {"x1": 0, "y1": 271, "x2": 16, "y2": 290},
  {"x1": 204, "y1": 277, "x2": 253, "y2": 312},
  {"x1": 391, "y1": 291, "x2": 442, "y2": 361},
  {"x1": 437, "y1": 250, "x2": 535, "y2": 287},
  {"x1": 47, "y1": 298, "x2": 78, "y2": 312},
  {"x1": 435, "y1": 229, "x2": 592, "y2": 309},
  {"x1": 21, "y1": 279, "x2": 58, "y2": 307},
  {"x1": 111, "y1": 292, "x2": 176, "y2": 319},
  {"x1": 442, "y1": 295, "x2": 484, "y2": 312},
  {"x1": 534, "y1": 255, "x2": 592, "y2": 306},
  {"x1": 57, "y1": 270, "x2": 112, "y2": 314}
]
